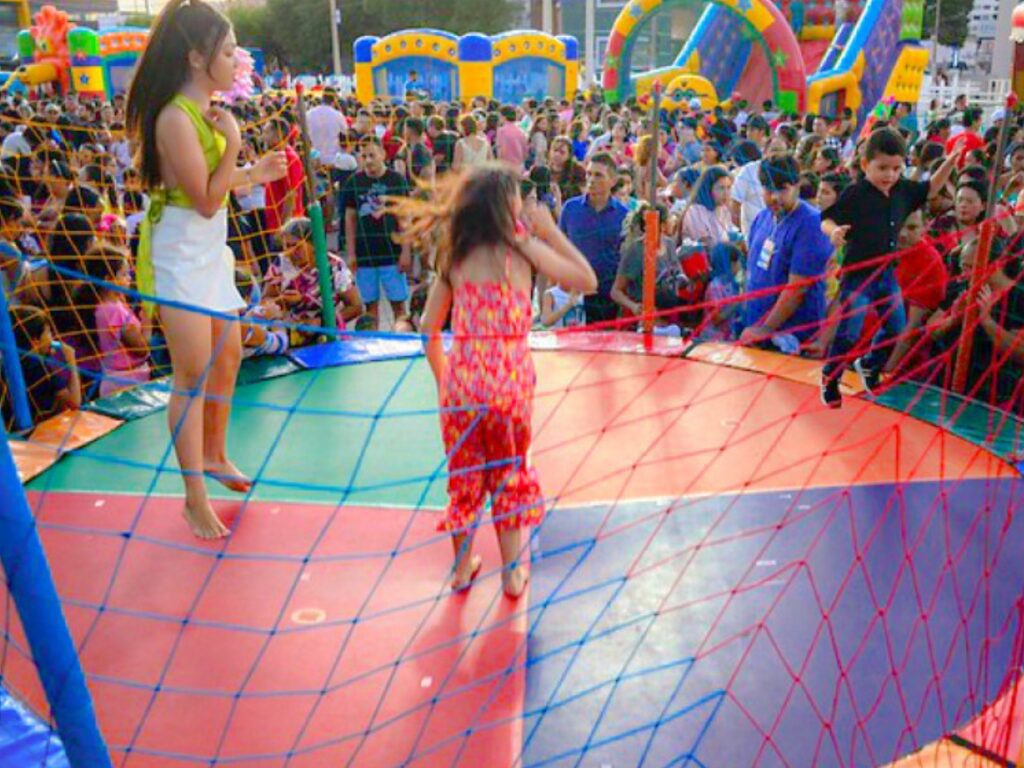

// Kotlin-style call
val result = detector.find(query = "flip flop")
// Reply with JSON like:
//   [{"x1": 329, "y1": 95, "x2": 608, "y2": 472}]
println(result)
[
  {"x1": 502, "y1": 568, "x2": 530, "y2": 600},
  {"x1": 451, "y1": 555, "x2": 483, "y2": 594},
  {"x1": 204, "y1": 468, "x2": 253, "y2": 494}
]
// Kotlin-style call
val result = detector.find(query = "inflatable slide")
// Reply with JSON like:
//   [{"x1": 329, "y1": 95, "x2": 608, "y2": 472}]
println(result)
[{"x1": 602, "y1": 0, "x2": 928, "y2": 124}]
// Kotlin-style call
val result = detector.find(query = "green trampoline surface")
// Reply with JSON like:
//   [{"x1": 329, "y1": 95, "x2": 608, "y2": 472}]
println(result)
[{"x1": 28, "y1": 358, "x2": 450, "y2": 509}]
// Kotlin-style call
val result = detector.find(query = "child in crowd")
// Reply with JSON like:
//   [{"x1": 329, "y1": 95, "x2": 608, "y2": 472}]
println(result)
[
  {"x1": 702, "y1": 243, "x2": 744, "y2": 340},
  {"x1": 540, "y1": 281, "x2": 585, "y2": 328},
  {"x1": 886, "y1": 209, "x2": 949, "y2": 373},
  {"x1": 263, "y1": 216, "x2": 364, "y2": 341},
  {"x1": 8, "y1": 304, "x2": 81, "y2": 425},
  {"x1": 399, "y1": 165, "x2": 597, "y2": 598},
  {"x1": 820, "y1": 128, "x2": 961, "y2": 408},
  {"x1": 235, "y1": 268, "x2": 290, "y2": 359},
  {"x1": 82, "y1": 243, "x2": 152, "y2": 398}
]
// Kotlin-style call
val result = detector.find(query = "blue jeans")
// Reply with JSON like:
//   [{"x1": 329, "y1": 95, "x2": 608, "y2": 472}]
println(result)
[{"x1": 823, "y1": 267, "x2": 907, "y2": 378}]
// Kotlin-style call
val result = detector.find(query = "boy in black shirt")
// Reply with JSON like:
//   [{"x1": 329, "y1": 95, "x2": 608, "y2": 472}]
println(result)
[{"x1": 819, "y1": 128, "x2": 960, "y2": 408}]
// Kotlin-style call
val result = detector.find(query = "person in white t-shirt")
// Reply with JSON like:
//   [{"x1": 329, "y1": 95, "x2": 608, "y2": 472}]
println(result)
[
  {"x1": 731, "y1": 160, "x2": 763, "y2": 237},
  {"x1": 1, "y1": 127, "x2": 30, "y2": 159},
  {"x1": 731, "y1": 138, "x2": 788, "y2": 236},
  {"x1": 727, "y1": 140, "x2": 762, "y2": 235},
  {"x1": 305, "y1": 92, "x2": 348, "y2": 161}
]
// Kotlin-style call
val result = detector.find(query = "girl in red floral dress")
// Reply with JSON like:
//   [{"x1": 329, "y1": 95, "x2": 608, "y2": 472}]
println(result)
[{"x1": 412, "y1": 165, "x2": 596, "y2": 598}]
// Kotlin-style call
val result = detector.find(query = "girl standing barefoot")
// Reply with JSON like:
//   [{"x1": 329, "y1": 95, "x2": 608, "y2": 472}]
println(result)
[
  {"x1": 127, "y1": 0, "x2": 287, "y2": 539},
  {"x1": 399, "y1": 165, "x2": 597, "y2": 597}
]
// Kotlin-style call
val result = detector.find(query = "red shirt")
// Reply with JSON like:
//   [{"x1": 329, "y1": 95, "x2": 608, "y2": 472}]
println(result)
[
  {"x1": 264, "y1": 144, "x2": 305, "y2": 233},
  {"x1": 382, "y1": 129, "x2": 403, "y2": 162},
  {"x1": 896, "y1": 237, "x2": 948, "y2": 312}
]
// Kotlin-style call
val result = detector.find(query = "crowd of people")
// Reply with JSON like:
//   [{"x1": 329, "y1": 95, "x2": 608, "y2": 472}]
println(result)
[{"x1": 3, "y1": 71, "x2": 1024, "y2": 431}]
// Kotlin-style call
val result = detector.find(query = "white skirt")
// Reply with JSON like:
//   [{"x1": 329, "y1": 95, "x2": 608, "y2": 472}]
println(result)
[{"x1": 149, "y1": 206, "x2": 245, "y2": 314}]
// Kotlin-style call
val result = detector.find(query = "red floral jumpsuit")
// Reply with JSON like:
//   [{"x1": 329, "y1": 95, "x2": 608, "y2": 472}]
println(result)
[{"x1": 439, "y1": 267, "x2": 544, "y2": 533}]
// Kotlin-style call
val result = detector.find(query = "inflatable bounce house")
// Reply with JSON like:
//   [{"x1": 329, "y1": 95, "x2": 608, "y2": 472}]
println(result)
[
  {"x1": 5, "y1": 5, "x2": 146, "y2": 98},
  {"x1": 354, "y1": 29, "x2": 579, "y2": 104},
  {"x1": 602, "y1": 0, "x2": 928, "y2": 124}
]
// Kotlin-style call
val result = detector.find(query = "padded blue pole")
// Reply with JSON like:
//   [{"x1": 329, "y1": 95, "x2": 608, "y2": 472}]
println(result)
[
  {"x1": 0, "y1": 278, "x2": 32, "y2": 431},
  {"x1": 0, "y1": 422, "x2": 111, "y2": 767}
]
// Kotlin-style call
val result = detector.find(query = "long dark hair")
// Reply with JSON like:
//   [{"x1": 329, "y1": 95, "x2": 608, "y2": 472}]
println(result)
[
  {"x1": 385, "y1": 164, "x2": 522, "y2": 280},
  {"x1": 447, "y1": 165, "x2": 521, "y2": 278},
  {"x1": 694, "y1": 165, "x2": 729, "y2": 212},
  {"x1": 126, "y1": 0, "x2": 231, "y2": 190}
]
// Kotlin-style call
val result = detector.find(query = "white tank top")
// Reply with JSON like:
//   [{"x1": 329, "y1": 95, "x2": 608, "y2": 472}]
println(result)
[{"x1": 460, "y1": 137, "x2": 490, "y2": 167}]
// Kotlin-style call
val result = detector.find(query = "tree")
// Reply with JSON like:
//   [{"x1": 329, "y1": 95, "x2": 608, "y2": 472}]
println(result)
[
  {"x1": 922, "y1": 0, "x2": 972, "y2": 49},
  {"x1": 229, "y1": 0, "x2": 518, "y2": 73},
  {"x1": 225, "y1": 4, "x2": 284, "y2": 64},
  {"x1": 122, "y1": 12, "x2": 155, "y2": 28}
]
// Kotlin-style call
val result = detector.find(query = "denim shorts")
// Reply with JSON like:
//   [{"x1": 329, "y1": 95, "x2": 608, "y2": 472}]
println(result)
[{"x1": 355, "y1": 264, "x2": 409, "y2": 304}]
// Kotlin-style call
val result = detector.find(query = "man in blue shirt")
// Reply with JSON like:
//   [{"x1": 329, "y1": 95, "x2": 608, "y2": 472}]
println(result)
[
  {"x1": 740, "y1": 155, "x2": 831, "y2": 347},
  {"x1": 559, "y1": 152, "x2": 629, "y2": 325},
  {"x1": 403, "y1": 70, "x2": 426, "y2": 102}
]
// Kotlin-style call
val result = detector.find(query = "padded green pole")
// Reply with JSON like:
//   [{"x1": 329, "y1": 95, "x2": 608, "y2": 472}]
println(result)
[
  {"x1": 307, "y1": 202, "x2": 336, "y2": 330},
  {"x1": 292, "y1": 84, "x2": 337, "y2": 331}
]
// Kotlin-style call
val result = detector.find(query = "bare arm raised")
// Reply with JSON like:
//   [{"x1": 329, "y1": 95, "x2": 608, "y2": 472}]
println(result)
[{"x1": 518, "y1": 201, "x2": 598, "y2": 295}]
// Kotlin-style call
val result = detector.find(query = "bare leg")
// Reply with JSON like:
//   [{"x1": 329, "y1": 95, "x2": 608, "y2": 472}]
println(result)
[
  {"x1": 389, "y1": 299, "x2": 408, "y2": 331},
  {"x1": 160, "y1": 306, "x2": 229, "y2": 540},
  {"x1": 365, "y1": 301, "x2": 380, "y2": 330},
  {"x1": 497, "y1": 527, "x2": 527, "y2": 599},
  {"x1": 450, "y1": 532, "x2": 482, "y2": 591},
  {"x1": 202, "y1": 315, "x2": 250, "y2": 493}
]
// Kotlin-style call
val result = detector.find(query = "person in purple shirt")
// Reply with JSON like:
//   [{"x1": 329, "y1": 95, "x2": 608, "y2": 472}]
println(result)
[
  {"x1": 739, "y1": 154, "x2": 832, "y2": 347},
  {"x1": 559, "y1": 152, "x2": 629, "y2": 325}
]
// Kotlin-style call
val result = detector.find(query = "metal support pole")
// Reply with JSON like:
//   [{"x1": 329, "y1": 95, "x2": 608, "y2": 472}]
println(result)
[
  {"x1": 0, "y1": 422, "x2": 112, "y2": 767},
  {"x1": 952, "y1": 71, "x2": 1018, "y2": 394},
  {"x1": 648, "y1": 83, "x2": 662, "y2": 208},
  {"x1": 542, "y1": 0, "x2": 554, "y2": 34},
  {"x1": 952, "y1": 218, "x2": 994, "y2": 394},
  {"x1": 585, "y1": 0, "x2": 596, "y2": 91},
  {"x1": 932, "y1": 0, "x2": 943, "y2": 76},
  {"x1": 642, "y1": 82, "x2": 662, "y2": 343},
  {"x1": 328, "y1": 0, "x2": 342, "y2": 77}
]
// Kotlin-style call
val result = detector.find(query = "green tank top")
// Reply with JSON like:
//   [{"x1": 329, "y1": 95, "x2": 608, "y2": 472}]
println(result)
[{"x1": 137, "y1": 94, "x2": 230, "y2": 315}]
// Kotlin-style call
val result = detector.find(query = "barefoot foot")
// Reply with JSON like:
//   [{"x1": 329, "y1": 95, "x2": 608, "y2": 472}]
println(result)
[
  {"x1": 451, "y1": 555, "x2": 483, "y2": 594},
  {"x1": 182, "y1": 498, "x2": 230, "y2": 540},
  {"x1": 204, "y1": 458, "x2": 253, "y2": 494},
  {"x1": 502, "y1": 566, "x2": 528, "y2": 599}
]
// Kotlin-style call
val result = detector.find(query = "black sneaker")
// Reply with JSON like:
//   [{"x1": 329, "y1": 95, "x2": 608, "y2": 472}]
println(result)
[
  {"x1": 853, "y1": 357, "x2": 882, "y2": 395},
  {"x1": 821, "y1": 373, "x2": 842, "y2": 409}
]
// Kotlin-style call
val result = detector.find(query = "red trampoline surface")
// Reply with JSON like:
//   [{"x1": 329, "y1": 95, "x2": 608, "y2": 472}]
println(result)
[
  {"x1": 530, "y1": 353, "x2": 1013, "y2": 507},
  {"x1": 3, "y1": 350, "x2": 1020, "y2": 766},
  {"x1": 7, "y1": 494, "x2": 527, "y2": 767}
]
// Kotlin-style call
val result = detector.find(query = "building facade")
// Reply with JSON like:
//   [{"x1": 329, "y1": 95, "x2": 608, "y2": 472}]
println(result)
[
  {"x1": 968, "y1": 0, "x2": 998, "y2": 41},
  {"x1": 34, "y1": 0, "x2": 118, "y2": 23}
]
